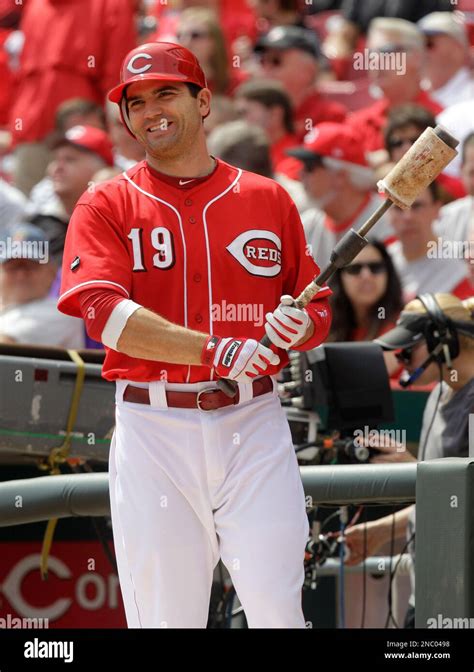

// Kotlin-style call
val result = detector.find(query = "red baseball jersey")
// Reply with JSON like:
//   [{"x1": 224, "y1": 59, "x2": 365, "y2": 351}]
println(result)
[{"x1": 58, "y1": 158, "x2": 331, "y2": 383}]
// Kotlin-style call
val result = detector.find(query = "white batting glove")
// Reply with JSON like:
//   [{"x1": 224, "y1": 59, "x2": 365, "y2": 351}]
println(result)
[
  {"x1": 264, "y1": 295, "x2": 311, "y2": 349},
  {"x1": 202, "y1": 336, "x2": 280, "y2": 381}
]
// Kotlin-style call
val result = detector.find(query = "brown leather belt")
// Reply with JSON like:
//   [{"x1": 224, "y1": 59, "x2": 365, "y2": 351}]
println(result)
[{"x1": 122, "y1": 375, "x2": 273, "y2": 411}]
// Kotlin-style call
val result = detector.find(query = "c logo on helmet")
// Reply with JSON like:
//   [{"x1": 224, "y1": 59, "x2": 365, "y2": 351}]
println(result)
[{"x1": 127, "y1": 53, "x2": 153, "y2": 75}]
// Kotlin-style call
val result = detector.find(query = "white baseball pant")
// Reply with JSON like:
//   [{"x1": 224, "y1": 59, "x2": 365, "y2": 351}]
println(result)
[{"x1": 109, "y1": 377, "x2": 309, "y2": 628}]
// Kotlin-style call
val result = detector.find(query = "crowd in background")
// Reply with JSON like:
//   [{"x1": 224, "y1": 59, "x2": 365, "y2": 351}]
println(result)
[{"x1": 0, "y1": 0, "x2": 473, "y2": 374}]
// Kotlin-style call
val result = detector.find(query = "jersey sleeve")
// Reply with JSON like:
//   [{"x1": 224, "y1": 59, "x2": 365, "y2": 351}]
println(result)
[{"x1": 57, "y1": 200, "x2": 132, "y2": 319}]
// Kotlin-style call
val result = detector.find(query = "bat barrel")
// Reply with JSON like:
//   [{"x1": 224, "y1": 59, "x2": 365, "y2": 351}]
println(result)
[{"x1": 433, "y1": 125, "x2": 459, "y2": 150}]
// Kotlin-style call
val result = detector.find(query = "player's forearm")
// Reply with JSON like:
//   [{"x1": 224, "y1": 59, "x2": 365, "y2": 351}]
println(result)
[{"x1": 117, "y1": 307, "x2": 207, "y2": 364}]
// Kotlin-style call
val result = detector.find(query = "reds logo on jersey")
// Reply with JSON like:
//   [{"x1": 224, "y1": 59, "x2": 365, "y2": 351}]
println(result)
[
  {"x1": 127, "y1": 53, "x2": 153, "y2": 74},
  {"x1": 226, "y1": 230, "x2": 282, "y2": 277}
]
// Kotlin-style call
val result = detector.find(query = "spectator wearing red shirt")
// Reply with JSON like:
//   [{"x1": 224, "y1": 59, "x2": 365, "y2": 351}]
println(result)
[
  {"x1": 346, "y1": 18, "x2": 443, "y2": 156},
  {"x1": 9, "y1": 0, "x2": 136, "y2": 196},
  {"x1": 153, "y1": 0, "x2": 258, "y2": 58},
  {"x1": 235, "y1": 78, "x2": 302, "y2": 180},
  {"x1": 326, "y1": 240, "x2": 404, "y2": 377},
  {"x1": 255, "y1": 26, "x2": 347, "y2": 140},
  {"x1": 287, "y1": 122, "x2": 395, "y2": 269},
  {"x1": 176, "y1": 7, "x2": 249, "y2": 97}
]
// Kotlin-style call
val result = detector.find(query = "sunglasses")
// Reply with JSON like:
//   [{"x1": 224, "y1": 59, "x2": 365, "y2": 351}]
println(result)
[
  {"x1": 261, "y1": 53, "x2": 283, "y2": 67},
  {"x1": 395, "y1": 348, "x2": 413, "y2": 365},
  {"x1": 393, "y1": 199, "x2": 432, "y2": 213},
  {"x1": 176, "y1": 31, "x2": 209, "y2": 41},
  {"x1": 301, "y1": 157, "x2": 324, "y2": 172},
  {"x1": 425, "y1": 37, "x2": 439, "y2": 50},
  {"x1": 388, "y1": 136, "x2": 419, "y2": 150},
  {"x1": 342, "y1": 261, "x2": 387, "y2": 276}
]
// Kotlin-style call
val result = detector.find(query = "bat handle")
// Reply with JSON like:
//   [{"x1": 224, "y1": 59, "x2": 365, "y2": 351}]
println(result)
[
  {"x1": 217, "y1": 333, "x2": 275, "y2": 397},
  {"x1": 217, "y1": 377, "x2": 239, "y2": 397},
  {"x1": 216, "y1": 328, "x2": 277, "y2": 398}
]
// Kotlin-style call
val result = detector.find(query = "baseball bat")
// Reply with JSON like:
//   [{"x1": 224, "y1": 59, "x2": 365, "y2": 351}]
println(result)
[{"x1": 217, "y1": 125, "x2": 459, "y2": 397}]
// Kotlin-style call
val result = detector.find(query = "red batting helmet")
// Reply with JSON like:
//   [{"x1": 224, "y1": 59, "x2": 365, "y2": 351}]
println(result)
[
  {"x1": 108, "y1": 42, "x2": 208, "y2": 137},
  {"x1": 108, "y1": 42, "x2": 208, "y2": 104}
]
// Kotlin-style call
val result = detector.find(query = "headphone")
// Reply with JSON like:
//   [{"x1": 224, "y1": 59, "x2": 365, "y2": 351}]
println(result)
[
  {"x1": 399, "y1": 293, "x2": 474, "y2": 387},
  {"x1": 417, "y1": 293, "x2": 460, "y2": 368}
]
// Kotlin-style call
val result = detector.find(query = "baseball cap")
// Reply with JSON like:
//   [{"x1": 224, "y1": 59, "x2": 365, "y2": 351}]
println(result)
[
  {"x1": 417, "y1": 12, "x2": 468, "y2": 46},
  {"x1": 254, "y1": 26, "x2": 320, "y2": 59},
  {"x1": 51, "y1": 125, "x2": 115, "y2": 167},
  {"x1": 0, "y1": 223, "x2": 49, "y2": 264},
  {"x1": 374, "y1": 313, "x2": 430, "y2": 351},
  {"x1": 286, "y1": 122, "x2": 368, "y2": 167}
]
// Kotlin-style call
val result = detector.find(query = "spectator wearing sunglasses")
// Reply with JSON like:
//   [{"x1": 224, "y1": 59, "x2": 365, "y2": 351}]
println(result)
[
  {"x1": 387, "y1": 181, "x2": 474, "y2": 302},
  {"x1": 176, "y1": 7, "x2": 249, "y2": 96},
  {"x1": 345, "y1": 18, "x2": 442, "y2": 157},
  {"x1": 417, "y1": 12, "x2": 474, "y2": 109},
  {"x1": 383, "y1": 104, "x2": 465, "y2": 201},
  {"x1": 254, "y1": 26, "x2": 347, "y2": 141},
  {"x1": 327, "y1": 240, "x2": 403, "y2": 376},
  {"x1": 287, "y1": 122, "x2": 395, "y2": 269}
]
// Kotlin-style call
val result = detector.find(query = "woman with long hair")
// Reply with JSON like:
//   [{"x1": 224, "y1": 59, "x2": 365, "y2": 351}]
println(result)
[
  {"x1": 328, "y1": 240, "x2": 404, "y2": 341},
  {"x1": 176, "y1": 7, "x2": 248, "y2": 96}
]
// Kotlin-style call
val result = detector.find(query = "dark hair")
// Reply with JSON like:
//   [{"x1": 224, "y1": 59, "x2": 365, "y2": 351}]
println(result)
[
  {"x1": 186, "y1": 83, "x2": 202, "y2": 98},
  {"x1": 462, "y1": 132, "x2": 474, "y2": 164},
  {"x1": 55, "y1": 98, "x2": 106, "y2": 133},
  {"x1": 327, "y1": 240, "x2": 404, "y2": 342},
  {"x1": 208, "y1": 121, "x2": 273, "y2": 177},
  {"x1": 384, "y1": 103, "x2": 436, "y2": 155},
  {"x1": 426, "y1": 179, "x2": 441, "y2": 202},
  {"x1": 236, "y1": 79, "x2": 294, "y2": 133}
]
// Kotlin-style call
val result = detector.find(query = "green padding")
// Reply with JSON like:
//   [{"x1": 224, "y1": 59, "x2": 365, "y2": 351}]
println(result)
[{"x1": 416, "y1": 457, "x2": 474, "y2": 626}]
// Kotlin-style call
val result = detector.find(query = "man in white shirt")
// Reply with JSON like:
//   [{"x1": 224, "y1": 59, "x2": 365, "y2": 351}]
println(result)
[
  {"x1": 286, "y1": 122, "x2": 394, "y2": 268},
  {"x1": 436, "y1": 132, "x2": 474, "y2": 257},
  {"x1": 387, "y1": 182, "x2": 473, "y2": 301},
  {"x1": 0, "y1": 223, "x2": 85, "y2": 348},
  {"x1": 418, "y1": 12, "x2": 474, "y2": 108}
]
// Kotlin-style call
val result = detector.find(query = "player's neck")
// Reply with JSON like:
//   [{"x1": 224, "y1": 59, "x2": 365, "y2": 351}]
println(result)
[{"x1": 146, "y1": 146, "x2": 215, "y2": 179}]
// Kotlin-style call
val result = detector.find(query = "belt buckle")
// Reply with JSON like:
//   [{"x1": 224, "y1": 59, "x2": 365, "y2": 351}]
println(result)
[{"x1": 196, "y1": 387, "x2": 219, "y2": 411}]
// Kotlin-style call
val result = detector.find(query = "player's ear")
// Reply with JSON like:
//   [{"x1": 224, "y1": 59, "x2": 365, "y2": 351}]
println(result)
[{"x1": 198, "y1": 88, "x2": 211, "y2": 120}]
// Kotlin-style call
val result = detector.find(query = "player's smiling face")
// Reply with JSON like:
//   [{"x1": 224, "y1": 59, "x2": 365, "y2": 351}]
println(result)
[{"x1": 125, "y1": 80, "x2": 211, "y2": 159}]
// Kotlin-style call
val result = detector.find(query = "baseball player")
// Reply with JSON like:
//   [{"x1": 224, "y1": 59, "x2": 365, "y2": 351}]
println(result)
[{"x1": 57, "y1": 42, "x2": 332, "y2": 628}]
